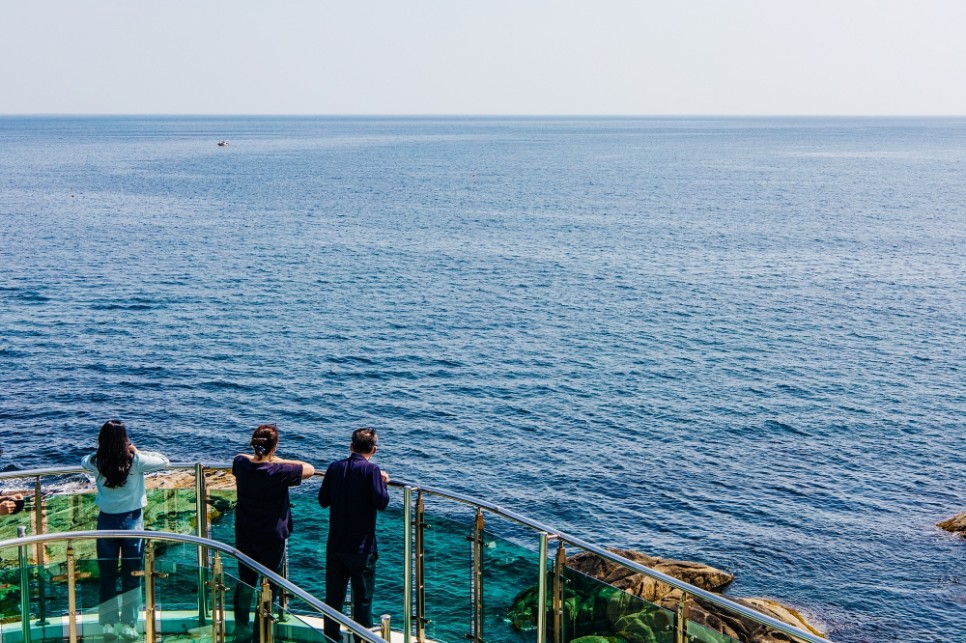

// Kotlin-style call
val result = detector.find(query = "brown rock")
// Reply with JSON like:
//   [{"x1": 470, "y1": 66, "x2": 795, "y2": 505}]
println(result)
[
  {"x1": 732, "y1": 598, "x2": 825, "y2": 641},
  {"x1": 146, "y1": 469, "x2": 236, "y2": 490},
  {"x1": 569, "y1": 549, "x2": 825, "y2": 642},
  {"x1": 568, "y1": 548, "x2": 734, "y2": 602},
  {"x1": 937, "y1": 513, "x2": 966, "y2": 538}
]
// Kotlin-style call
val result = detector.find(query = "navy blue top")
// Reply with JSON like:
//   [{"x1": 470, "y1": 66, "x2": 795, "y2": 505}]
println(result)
[
  {"x1": 318, "y1": 452, "x2": 390, "y2": 554},
  {"x1": 232, "y1": 455, "x2": 304, "y2": 544}
]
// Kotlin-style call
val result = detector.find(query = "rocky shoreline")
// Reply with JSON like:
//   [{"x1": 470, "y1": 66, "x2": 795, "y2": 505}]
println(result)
[{"x1": 509, "y1": 548, "x2": 825, "y2": 643}]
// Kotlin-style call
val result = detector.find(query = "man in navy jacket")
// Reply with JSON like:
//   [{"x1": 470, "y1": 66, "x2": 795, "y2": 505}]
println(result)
[{"x1": 318, "y1": 428, "x2": 390, "y2": 641}]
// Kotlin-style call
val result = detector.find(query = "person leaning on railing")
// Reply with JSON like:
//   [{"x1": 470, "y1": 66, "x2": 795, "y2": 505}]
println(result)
[
  {"x1": 231, "y1": 424, "x2": 315, "y2": 643},
  {"x1": 318, "y1": 428, "x2": 390, "y2": 643},
  {"x1": 81, "y1": 419, "x2": 171, "y2": 642}
]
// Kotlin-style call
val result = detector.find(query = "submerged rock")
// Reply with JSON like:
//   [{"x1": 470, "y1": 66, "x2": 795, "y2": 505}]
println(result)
[
  {"x1": 937, "y1": 513, "x2": 966, "y2": 538},
  {"x1": 508, "y1": 548, "x2": 824, "y2": 642}
]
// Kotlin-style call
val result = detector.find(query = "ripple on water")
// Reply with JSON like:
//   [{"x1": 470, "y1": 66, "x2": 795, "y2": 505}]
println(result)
[{"x1": 1, "y1": 116, "x2": 965, "y2": 642}]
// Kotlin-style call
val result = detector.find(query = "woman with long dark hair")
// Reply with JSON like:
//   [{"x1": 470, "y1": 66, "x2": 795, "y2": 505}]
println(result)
[
  {"x1": 231, "y1": 424, "x2": 314, "y2": 643},
  {"x1": 81, "y1": 420, "x2": 170, "y2": 641}
]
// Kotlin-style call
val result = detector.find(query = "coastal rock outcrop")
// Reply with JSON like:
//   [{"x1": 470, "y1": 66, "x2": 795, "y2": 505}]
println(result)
[
  {"x1": 937, "y1": 513, "x2": 966, "y2": 539},
  {"x1": 145, "y1": 468, "x2": 236, "y2": 491},
  {"x1": 567, "y1": 548, "x2": 735, "y2": 600},
  {"x1": 508, "y1": 548, "x2": 824, "y2": 643}
]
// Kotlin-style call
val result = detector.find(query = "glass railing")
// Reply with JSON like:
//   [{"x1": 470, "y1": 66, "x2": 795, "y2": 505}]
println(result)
[
  {"x1": 0, "y1": 530, "x2": 386, "y2": 643},
  {"x1": 0, "y1": 465, "x2": 830, "y2": 643}
]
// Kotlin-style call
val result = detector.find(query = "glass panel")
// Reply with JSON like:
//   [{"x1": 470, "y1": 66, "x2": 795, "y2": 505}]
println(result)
[
  {"x1": 687, "y1": 616, "x2": 743, "y2": 643},
  {"x1": 687, "y1": 596, "x2": 792, "y2": 643},
  {"x1": 153, "y1": 549, "x2": 208, "y2": 634},
  {"x1": 224, "y1": 560, "x2": 361, "y2": 643},
  {"x1": 0, "y1": 475, "x2": 41, "y2": 541},
  {"x1": 0, "y1": 550, "x2": 30, "y2": 623},
  {"x1": 480, "y1": 515, "x2": 541, "y2": 643},
  {"x1": 55, "y1": 555, "x2": 141, "y2": 641},
  {"x1": 419, "y1": 500, "x2": 475, "y2": 643},
  {"x1": 279, "y1": 482, "x2": 407, "y2": 638},
  {"x1": 44, "y1": 474, "x2": 99, "y2": 535},
  {"x1": 372, "y1": 491, "x2": 406, "y2": 632},
  {"x1": 0, "y1": 470, "x2": 211, "y2": 541},
  {"x1": 145, "y1": 487, "x2": 205, "y2": 535},
  {"x1": 222, "y1": 556, "x2": 262, "y2": 642},
  {"x1": 274, "y1": 605, "x2": 337, "y2": 643},
  {"x1": 559, "y1": 565, "x2": 675, "y2": 643}
]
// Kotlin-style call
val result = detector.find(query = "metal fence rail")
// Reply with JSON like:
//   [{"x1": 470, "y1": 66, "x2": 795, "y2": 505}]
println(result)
[
  {"x1": 1, "y1": 465, "x2": 831, "y2": 643},
  {"x1": 0, "y1": 530, "x2": 388, "y2": 643}
]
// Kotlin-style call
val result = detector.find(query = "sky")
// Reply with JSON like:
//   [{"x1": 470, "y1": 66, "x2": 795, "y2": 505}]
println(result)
[{"x1": 1, "y1": 0, "x2": 964, "y2": 116}]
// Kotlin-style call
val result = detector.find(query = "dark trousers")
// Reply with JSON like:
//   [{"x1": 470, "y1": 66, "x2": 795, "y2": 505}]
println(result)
[
  {"x1": 96, "y1": 509, "x2": 144, "y2": 627},
  {"x1": 234, "y1": 538, "x2": 287, "y2": 632},
  {"x1": 324, "y1": 551, "x2": 377, "y2": 642}
]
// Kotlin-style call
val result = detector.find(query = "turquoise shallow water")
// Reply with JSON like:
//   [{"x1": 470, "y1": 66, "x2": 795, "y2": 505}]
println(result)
[{"x1": 1, "y1": 116, "x2": 965, "y2": 642}]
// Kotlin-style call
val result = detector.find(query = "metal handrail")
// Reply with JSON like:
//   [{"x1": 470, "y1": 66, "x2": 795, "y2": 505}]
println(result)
[
  {"x1": 2, "y1": 466, "x2": 830, "y2": 643},
  {"x1": 383, "y1": 479, "x2": 832, "y2": 643},
  {"x1": 0, "y1": 529, "x2": 388, "y2": 643}
]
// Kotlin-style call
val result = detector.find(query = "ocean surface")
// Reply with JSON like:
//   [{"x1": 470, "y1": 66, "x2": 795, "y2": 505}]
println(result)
[{"x1": 1, "y1": 116, "x2": 964, "y2": 642}]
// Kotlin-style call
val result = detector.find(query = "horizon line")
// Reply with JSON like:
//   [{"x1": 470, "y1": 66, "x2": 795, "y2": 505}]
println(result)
[{"x1": 2, "y1": 112, "x2": 965, "y2": 119}]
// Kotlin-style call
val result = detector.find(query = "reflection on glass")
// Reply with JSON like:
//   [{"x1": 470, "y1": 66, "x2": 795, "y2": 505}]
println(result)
[
  {"x1": 479, "y1": 519, "x2": 541, "y2": 643},
  {"x1": 280, "y1": 598, "x2": 342, "y2": 643},
  {"x1": 419, "y1": 501, "x2": 475, "y2": 643},
  {"x1": 554, "y1": 566, "x2": 675, "y2": 643}
]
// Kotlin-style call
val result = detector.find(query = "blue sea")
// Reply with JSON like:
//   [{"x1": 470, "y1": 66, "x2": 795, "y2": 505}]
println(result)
[{"x1": 1, "y1": 116, "x2": 964, "y2": 642}]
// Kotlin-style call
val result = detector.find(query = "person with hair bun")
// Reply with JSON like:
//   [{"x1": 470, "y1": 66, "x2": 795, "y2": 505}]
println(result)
[
  {"x1": 231, "y1": 424, "x2": 315, "y2": 643},
  {"x1": 81, "y1": 420, "x2": 170, "y2": 642}
]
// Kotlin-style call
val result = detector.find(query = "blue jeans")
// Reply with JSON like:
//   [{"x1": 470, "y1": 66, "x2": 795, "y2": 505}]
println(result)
[{"x1": 96, "y1": 509, "x2": 144, "y2": 627}]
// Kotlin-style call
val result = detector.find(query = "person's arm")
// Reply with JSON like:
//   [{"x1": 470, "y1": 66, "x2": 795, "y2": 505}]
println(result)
[
  {"x1": 273, "y1": 456, "x2": 315, "y2": 479},
  {"x1": 135, "y1": 449, "x2": 171, "y2": 472},
  {"x1": 373, "y1": 466, "x2": 390, "y2": 511},
  {"x1": 318, "y1": 472, "x2": 331, "y2": 508},
  {"x1": 299, "y1": 461, "x2": 315, "y2": 478}
]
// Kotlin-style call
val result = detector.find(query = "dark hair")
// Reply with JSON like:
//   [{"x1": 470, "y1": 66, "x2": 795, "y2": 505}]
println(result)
[
  {"x1": 351, "y1": 428, "x2": 378, "y2": 454},
  {"x1": 251, "y1": 424, "x2": 279, "y2": 457},
  {"x1": 94, "y1": 420, "x2": 134, "y2": 489}
]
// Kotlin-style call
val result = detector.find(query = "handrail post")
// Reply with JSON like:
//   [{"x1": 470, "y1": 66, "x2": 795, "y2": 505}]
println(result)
[
  {"x1": 66, "y1": 543, "x2": 78, "y2": 643},
  {"x1": 211, "y1": 552, "x2": 226, "y2": 643},
  {"x1": 402, "y1": 486, "x2": 413, "y2": 643},
  {"x1": 380, "y1": 614, "x2": 392, "y2": 639},
  {"x1": 536, "y1": 533, "x2": 550, "y2": 643},
  {"x1": 257, "y1": 578, "x2": 275, "y2": 643},
  {"x1": 18, "y1": 526, "x2": 31, "y2": 643},
  {"x1": 414, "y1": 488, "x2": 427, "y2": 643},
  {"x1": 675, "y1": 591, "x2": 691, "y2": 643},
  {"x1": 278, "y1": 542, "x2": 289, "y2": 621},
  {"x1": 34, "y1": 475, "x2": 48, "y2": 626},
  {"x1": 552, "y1": 541, "x2": 566, "y2": 643},
  {"x1": 143, "y1": 540, "x2": 158, "y2": 643},
  {"x1": 194, "y1": 463, "x2": 209, "y2": 627},
  {"x1": 470, "y1": 508, "x2": 485, "y2": 643}
]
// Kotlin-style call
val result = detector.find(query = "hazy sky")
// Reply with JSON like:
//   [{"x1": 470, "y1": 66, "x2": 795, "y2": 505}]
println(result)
[{"x1": 2, "y1": 1, "x2": 964, "y2": 115}]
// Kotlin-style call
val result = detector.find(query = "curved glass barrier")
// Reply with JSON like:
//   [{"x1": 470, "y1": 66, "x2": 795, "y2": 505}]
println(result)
[
  {"x1": 0, "y1": 531, "x2": 386, "y2": 643},
  {"x1": 0, "y1": 467, "x2": 829, "y2": 643}
]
